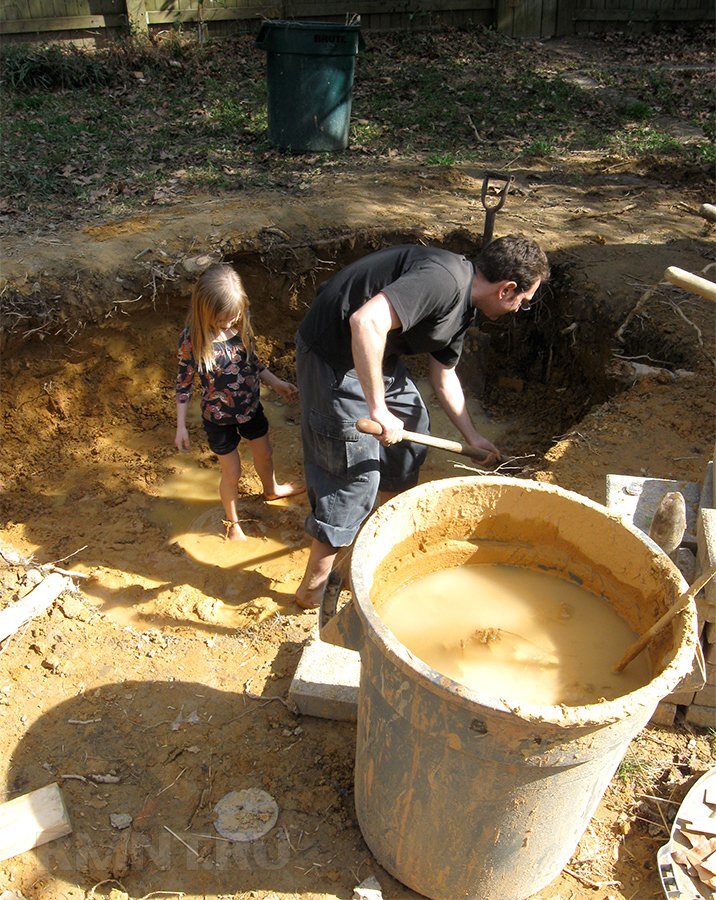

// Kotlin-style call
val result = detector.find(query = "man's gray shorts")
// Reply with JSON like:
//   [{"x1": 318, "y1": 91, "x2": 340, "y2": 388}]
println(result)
[{"x1": 296, "y1": 334, "x2": 429, "y2": 548}]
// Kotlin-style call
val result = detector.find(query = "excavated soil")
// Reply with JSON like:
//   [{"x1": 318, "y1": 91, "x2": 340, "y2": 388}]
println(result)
[{"x1": 1, "y1": 165, "x2": 715, "y2": 900}]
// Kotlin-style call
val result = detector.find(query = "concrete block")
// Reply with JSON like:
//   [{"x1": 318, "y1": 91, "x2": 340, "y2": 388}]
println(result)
[
  {"x1": 605, "y1": 475, "x2": 700, "y2": 549},
  {"x1": 650, "y1": 701, "x2": 677, "y2": 726},
  {"x1": 684, "y1": 704, "x2": 716, "y2": 728},
  {"x1": 675, "y1": 547, "x2": 697, "y2": 583},
  {"x1": 701, "y1": 458, "x2": 714, "y2": 510},
  {"x1": 696, "y1": 507, "x2": 716, "y2": 606},
  {"x1": 288, "y1": 629, "x2": 360, "y2": 721}
]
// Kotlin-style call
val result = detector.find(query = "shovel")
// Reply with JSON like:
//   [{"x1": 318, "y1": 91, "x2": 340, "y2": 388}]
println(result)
[
  {"x1": 480, "y1": 171, "x2": 514, "y2": 246},
  {"x1": 356, "y1": 418, "x2": 492, "y2": 463}
]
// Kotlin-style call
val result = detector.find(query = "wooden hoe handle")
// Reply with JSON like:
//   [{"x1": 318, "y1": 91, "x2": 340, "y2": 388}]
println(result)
[
  {"x1": 613, "y1": 566, "x2": 716, "y2": 674},
  {"x1": 663, "y1": 266, "x2": 716, "y2": 303},
  {"x1": 356, "y1": 418, "x2": 491, "y2": 462}
]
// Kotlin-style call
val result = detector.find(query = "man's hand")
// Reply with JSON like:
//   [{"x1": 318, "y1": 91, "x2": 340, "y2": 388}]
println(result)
[
  {"x1": 468, "y1": 435, "x2": 501, "y2": 466},
  {"x1": 370, "y1": 408, "x2": 405, "y2": 446}
]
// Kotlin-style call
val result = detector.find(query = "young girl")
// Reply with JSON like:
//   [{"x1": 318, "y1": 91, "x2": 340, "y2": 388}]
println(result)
[{"x1": 175, "y1": 263, "x2": 304, "y2": 541}]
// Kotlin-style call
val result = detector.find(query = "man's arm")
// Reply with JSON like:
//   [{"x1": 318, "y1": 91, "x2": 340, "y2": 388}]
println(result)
[
  {"x1": 349, "y1": 293, "x2": 404, "y2": 444},
  {"x1": 428, "y1": 355, "x2": 500, "y2": 464}
]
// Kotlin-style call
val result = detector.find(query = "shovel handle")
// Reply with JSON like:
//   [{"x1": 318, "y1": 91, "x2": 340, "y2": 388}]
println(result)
[{"x1": 356, "y1": 418, "x2": 491, "y2": 462}]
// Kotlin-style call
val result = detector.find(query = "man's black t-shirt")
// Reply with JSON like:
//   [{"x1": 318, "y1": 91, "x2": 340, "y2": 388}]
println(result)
[{"x1": 297, "y1": 245, "x2": 476, "y2": 371}]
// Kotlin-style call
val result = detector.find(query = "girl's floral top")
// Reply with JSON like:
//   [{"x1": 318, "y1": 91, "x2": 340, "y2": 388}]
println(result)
[{"x1": 176, "y1": 327, "x2": 266, "y2": 424}]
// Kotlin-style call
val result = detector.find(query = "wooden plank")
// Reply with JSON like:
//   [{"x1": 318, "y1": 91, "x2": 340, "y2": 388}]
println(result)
[
  {"x1": 0, "y1": 14, "x2": 125, "y2": 32},
  {"x1": 574, "y1": 6, "x2": 709, "y2": 17},
  {"x1": 541, "y1": 0, "x2": 557, "y2": 33},
  {"x1": 126, "y1": 0, "x2": 148, "y2": 32},
  {"x1": 0, "y1": 1, "x2": 30, "y2": 23},
  {"x1": 0, "y1": 573, "x2": 70, "y2": 643},
  {"x1": 0, "y1": 783, "x2": 72, "y2": 863}
]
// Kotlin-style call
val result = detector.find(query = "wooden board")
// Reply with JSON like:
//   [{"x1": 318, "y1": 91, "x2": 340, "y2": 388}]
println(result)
[{"x1": 0, "y1": 783, "x2": 72, "y2": 862}]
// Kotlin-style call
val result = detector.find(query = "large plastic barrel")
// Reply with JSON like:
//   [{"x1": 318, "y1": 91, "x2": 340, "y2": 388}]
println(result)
[
  {"x1": 321, "y1": 476, "x2": 699, "y2": 900},
  {"x1": 255, "y1": 20, "x2": 363, "y2": 152}
]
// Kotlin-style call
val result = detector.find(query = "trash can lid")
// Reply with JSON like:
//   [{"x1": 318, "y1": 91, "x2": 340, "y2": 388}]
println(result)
[{"x1": 256, "y1": 19, "x2": 364, "y2": 55}]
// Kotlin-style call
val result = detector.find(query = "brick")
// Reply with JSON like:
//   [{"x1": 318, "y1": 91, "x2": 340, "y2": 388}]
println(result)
[
  {"x1": 705, "y1": 637, "x2": 716, "y2": 665},
  {"x1": 694, "y1": 682, "x2": 716, "y2": 706},
  {"x1": 684, "y1": 704, "x2": 716, "y2": 728},
  {"x1": 605, "y1": 475, "x2": 700, "y2": 548},
  {"x1": 650, "y1": 701, "x2": 677, "y2": 726},
  {"x1": 287, "y1": 630, "x2": 360, "y2": 721},
  {"x1": 667, "y1": 688, "x2": 696, "y2": 705}
]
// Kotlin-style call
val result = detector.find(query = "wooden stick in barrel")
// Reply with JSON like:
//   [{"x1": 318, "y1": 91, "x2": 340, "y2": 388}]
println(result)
[
  {"x1": 355, "y1": 418, "x2": 492, "y2": 462},
  {"x1": 613, "y1": 566, "x2": 716, "y2": 674}
]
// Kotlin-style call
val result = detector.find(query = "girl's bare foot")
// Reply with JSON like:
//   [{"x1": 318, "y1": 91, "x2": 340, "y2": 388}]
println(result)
[
  {"x1": 263, "y1": 481, "x2": 306, "y2": 502},
  {"x1": 223, "y1": 520, "x2": 248, "y2": 542}
]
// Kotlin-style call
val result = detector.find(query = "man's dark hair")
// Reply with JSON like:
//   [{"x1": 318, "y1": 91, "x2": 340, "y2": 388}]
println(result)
[{"x1": 474, "y1": 235, "x2": 550, "y2": 292}]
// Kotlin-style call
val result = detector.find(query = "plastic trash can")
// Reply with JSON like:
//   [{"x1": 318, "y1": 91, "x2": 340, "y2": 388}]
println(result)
[{"x1": 255, "y1": 20, "x2": 363, "y2": 152}]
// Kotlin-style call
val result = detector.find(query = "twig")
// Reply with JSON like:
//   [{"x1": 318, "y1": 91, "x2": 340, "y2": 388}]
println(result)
[
  {"x1": 163, "y1": 825, "x2": 199, "y2": 857},
  {"x1": 156, "y1": 767, "x2": 187, "y2": 796},
  {"x1": 45, "y1": 545, "x2": 88, "y2": 566},
  {"x1": 88, "y1": 879, "x2": 128, "y2": 899},
  {"x1": 563, "y1": 867, "x2": 621, "y2": 888},
  {"x1": 662, "y1": 299, "x2": 715, "y2": 366}
]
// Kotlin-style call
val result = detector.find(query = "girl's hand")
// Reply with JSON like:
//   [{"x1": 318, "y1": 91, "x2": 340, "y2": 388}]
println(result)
[
  {"x1": 175, "y1": 426, "x2": 191, "y2": 451},
  {"x1": 274, "y1": 380, "x2": 299, "y2": 402}
]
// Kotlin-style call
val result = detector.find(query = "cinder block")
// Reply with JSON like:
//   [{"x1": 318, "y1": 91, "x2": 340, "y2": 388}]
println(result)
[
  {"x1": 605, "y1": 475, "x2": 701, "y2": 549},
  {"x1": 696, "y1": 508, "x2": 716, "y2": 606},
  {"x1": 650, "y1": 701, "x2": 677, "y2": 726},
  {"x1": 684, "y1": 704, "x2": 716, "y2": 728},
  {"x1": 287, "y1": 629, "x2": 360, "y2": 721}
]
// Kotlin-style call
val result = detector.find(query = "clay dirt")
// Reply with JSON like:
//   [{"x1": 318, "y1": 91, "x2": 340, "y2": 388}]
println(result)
[{"x1": 1, "y1": 30, "x2": 716, "y2": 900}]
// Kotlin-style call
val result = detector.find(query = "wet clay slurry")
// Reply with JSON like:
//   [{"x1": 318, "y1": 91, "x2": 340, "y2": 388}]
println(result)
[{"x1": 379, "y1": 563, "x2": 651, "y2": 706}]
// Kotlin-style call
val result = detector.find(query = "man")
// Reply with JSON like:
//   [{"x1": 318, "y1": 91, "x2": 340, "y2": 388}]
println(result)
[{"x1": 294, "y1": 234, "x2": 550, "y2": 609}]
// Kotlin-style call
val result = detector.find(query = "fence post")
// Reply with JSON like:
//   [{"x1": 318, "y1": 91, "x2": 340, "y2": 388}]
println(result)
[{"x1": 126, "y1": 0, "x2": 148, "y2": 34}]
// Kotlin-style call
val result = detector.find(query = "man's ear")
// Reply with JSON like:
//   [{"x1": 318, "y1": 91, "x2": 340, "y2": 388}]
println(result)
[{"x1": 497, "y1": 280, "x2": 518, "y2": 300}]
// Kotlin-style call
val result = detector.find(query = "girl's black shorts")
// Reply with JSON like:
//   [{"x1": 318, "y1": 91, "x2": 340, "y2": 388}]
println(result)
[{"x1": 202, "y1": 404, "x2": 269, "y2": 455}]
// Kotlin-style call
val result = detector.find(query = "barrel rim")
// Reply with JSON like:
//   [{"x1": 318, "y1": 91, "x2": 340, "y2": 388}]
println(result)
[{"x1": 349, "y1": 475, "x2": 699, "y2": 729}]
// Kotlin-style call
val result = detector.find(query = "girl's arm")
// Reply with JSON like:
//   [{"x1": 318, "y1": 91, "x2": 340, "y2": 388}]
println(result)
[
  {"x1": 175, "y1": 330, "x2": 195, "y2": 449},
  {"x1": 175, "y1": 399, "x2": 191, "y2": 450},
  {"x1": 260, "y1": 367, "x2": 298, "y2": 402}
]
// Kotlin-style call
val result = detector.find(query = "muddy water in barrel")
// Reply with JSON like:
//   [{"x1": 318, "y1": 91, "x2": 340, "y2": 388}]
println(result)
[{"x1": 380, "y1": 564, "x2": 651, "y2": 706}]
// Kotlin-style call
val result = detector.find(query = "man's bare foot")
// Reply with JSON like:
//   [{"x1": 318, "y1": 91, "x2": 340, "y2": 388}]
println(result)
[
  {"x1": 263, "y1": 482, "x2": 306, "y2": 502},
  {"x1": 295, "y1": 586, "x2": 322, "y2": 610},
  {"x1": 223, "y1": 520, "x2": 248, "y2": 542}
]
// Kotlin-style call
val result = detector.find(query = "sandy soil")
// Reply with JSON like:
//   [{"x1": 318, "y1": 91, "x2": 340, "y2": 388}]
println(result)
[{"x1": 0, "y1": 161, "x2": 715, "y2": 900}]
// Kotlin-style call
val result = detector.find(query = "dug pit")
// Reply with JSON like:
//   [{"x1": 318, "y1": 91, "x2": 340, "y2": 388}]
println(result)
[
  {"x1": 0, "y1": 228, "x2": 707, "y2": 633},
  {"x1": 0, "y1": 223, "x2": 714, "y2": 900}
]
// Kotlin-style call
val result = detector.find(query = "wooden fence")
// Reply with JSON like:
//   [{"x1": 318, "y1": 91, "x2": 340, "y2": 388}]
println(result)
[{"x1": 0, "y1": 0, "x2": 712, "y2": 42}]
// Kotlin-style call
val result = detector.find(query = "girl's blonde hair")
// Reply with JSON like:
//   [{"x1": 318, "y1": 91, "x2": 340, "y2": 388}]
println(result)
[{"x1": 188, "y1": 264, "x2": 255, "y2": 372}]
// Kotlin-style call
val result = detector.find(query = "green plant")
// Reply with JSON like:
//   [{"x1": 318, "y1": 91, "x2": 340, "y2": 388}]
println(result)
[
  {"x1": 0, "y1": 44, "x2": 110, "y2": 90},
  {"x1": 426, "y1": 152, "x2": 456, "y2": 166}
]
